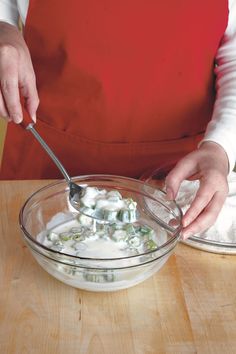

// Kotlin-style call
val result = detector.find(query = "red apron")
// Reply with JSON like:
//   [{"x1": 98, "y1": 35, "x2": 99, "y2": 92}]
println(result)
[{"x1": 0, "y1": 0, "x2": 228, "y2": 179}]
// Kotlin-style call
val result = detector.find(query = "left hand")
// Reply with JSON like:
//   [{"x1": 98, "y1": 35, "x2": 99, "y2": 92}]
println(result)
[{"x1": 165, "y1": 141, "x2": 229, "y2": 239}]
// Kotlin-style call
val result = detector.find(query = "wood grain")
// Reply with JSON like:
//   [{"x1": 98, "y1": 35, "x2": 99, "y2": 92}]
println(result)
[{"x1": 0, "y1": 180, "x2": 236, "y2": 354}]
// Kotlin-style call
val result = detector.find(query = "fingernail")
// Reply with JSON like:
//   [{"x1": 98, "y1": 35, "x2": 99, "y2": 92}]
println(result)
[
  {"x1": 31, "y1": 113, "x2": 36, "y2": 123},
  {"x1": 12, "y1": 114, "x2": 22, "y2": 124},
  {"x1": 183, "y1": 217, "x2": 191, "y2": 227}
]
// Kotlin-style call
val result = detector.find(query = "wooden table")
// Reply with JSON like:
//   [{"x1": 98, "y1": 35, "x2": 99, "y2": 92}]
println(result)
[{"x1": 0, "y1": 180, "x2": 236, "y2": 354}]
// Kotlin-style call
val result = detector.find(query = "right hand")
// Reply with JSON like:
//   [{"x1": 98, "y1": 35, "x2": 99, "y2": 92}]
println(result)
[{"x1": 0, "y1": 21, "x2": 39, "y2": 123}]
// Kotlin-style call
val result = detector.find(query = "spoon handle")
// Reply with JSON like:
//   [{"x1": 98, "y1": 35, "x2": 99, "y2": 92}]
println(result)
[{"x1": 20, "y1": 103, "x2": 71, "y2": 183}]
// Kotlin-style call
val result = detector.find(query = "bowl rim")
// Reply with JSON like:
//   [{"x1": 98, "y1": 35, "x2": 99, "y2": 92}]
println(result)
[{"x1": 19, "y1": 174, "x2": 182, "y2": 262}]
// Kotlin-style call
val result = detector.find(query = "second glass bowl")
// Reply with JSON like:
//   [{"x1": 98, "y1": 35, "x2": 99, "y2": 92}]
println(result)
[{"x1": 141, "y1": 164, "x2": 236, "y2": 255}]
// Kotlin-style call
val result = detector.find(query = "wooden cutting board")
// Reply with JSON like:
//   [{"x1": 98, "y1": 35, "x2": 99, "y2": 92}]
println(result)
[{"x1": 0, "y1": 180, "x2": 236, "y2": 354}]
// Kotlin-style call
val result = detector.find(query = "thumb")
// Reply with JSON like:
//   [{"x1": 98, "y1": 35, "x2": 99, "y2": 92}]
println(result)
[{"x1": 165, "y1": 157, "x2": 198, "y2": 200}]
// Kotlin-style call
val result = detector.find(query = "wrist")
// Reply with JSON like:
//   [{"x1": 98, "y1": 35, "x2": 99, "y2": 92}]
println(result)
[
  {"x1": 0, "y1": 21, "x2": 18, "y2": 31},
  {"x1": 199, "y1": 141, "x2": 229, "y2": 174}
]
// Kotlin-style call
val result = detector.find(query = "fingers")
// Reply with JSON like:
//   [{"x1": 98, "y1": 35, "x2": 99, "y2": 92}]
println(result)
[
  {"x1": 182, "y1": 190, "x2": 227, "y2": 239},
  {"x1": 0, "y1": 44, "x2": 39, "y2": 123},
  {"x1": 0, "y1": 45, "x2": 23, "y2": 123},
  {"x1": 182, "y1": 181, "x2": 215, "y2": 227},
  {"x1": 0, "y1": 46, "x2": 23, "y2": 123},
  {"x1": 165, "y1": 147, "x2": 229, "y2": 240},
  {"x1": 181, "y1": 171, "x2": 228, "y2": 238},
  {"x1": 165, "y1": 157, "x2": 197, "y2": 199},
  {"x1": 19, "y1": 73, "x2": 39, "y2": 122}
]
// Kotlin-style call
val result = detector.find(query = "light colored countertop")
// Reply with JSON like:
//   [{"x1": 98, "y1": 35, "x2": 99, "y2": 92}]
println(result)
[{"x1": 0, "y1": 180, "x2": 236, "y2": 354}]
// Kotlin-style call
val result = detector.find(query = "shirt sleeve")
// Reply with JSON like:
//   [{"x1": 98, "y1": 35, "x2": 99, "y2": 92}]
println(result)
[
  {"x1": 0, "y1": 0, "x2": 19, "y2": 26},
  {"x1": 200, "y1": 0, "x2": 236, "y2": 172}
]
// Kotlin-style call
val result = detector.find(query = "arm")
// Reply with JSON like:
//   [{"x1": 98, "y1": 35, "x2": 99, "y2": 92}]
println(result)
[
  {"x1": 165, "y1": 0, "x2": 236, "y2": 239},
  {"x1": 201, "y1": 0, "x2": 236, "y2": 172}
]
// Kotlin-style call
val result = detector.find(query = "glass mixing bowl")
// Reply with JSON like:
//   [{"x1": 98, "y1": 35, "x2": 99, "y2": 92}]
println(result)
[{"x1": 19, "y1": 175, "x2": 182, "y2": 291}]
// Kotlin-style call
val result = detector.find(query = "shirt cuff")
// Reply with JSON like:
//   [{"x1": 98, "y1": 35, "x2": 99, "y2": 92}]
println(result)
[
  {"x1": 0, "y1": 1, "x2": 19, "y2": 27},
  {"x1": 199, "y1": 131, "x2": 236, "y2": 173}
]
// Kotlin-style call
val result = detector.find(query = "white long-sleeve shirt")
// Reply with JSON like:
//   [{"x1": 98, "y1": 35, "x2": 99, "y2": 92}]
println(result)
[{"x1": 1, "y1": 0, "x2": 236, "y2": 171}]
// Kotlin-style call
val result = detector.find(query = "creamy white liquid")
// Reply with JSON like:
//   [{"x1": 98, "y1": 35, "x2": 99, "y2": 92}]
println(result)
[
  {"x1": 48, "y1": 219, "x2": 129, "y2": 258},
  {"x1": 36, "y1": 211, "x2": 169, "y2": 291},
  {"x1": 38, "y1": 214, "x2": 162, "y2": 259}
]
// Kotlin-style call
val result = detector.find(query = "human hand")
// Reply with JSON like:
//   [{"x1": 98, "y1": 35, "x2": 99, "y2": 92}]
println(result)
[
  {"x1": 0, "y1": 21, "x2": 39, "y2": 123},
  {"x1": 165, "y1": 142, "x2": 229, "y2": 239}
]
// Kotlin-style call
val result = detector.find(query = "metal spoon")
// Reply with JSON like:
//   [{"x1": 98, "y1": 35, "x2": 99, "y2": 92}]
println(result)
[
  {"x1": 20, "y1": 106, "x2": 85, "y2": 211},
  {"x1": 20, "y1": 105, "x2": 139, "y2": 224}
]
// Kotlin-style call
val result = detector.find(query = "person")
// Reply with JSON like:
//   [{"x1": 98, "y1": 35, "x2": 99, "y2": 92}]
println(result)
[{"x1": 0, "y1": 0, "x2": 236, "y2": 240}]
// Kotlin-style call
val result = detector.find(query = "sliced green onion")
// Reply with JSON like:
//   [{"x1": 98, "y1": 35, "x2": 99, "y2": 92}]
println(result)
[
  {"x1": 124, "y1": 224, "x2": 136, "y2": 235},
  {"x1": 144, "y1": 239, "x2": 157, "y2": 251},
  {"x1": 59, "y1": 232, "x2": 72, "y2": 241}
]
